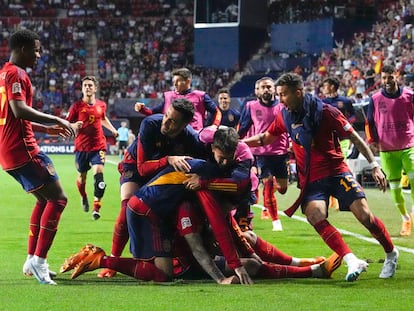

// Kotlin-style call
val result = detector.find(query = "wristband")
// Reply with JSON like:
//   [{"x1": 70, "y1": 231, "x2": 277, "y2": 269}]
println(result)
[{"x1": 369, "y1": 161, "x2": 380, "y2": 169}]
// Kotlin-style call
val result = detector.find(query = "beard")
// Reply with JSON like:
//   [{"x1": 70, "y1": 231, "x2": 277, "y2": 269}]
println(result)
[{"x1": 261, "y1": 92, "x2": 273, "y2": 103}]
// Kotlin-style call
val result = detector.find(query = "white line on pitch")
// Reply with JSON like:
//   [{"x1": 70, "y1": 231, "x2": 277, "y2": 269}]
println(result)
[{"x1": 252, "y1": 204, "x2": 414, "y2": 255}]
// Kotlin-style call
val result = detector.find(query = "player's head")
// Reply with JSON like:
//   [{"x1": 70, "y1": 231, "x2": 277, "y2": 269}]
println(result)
[
  {"x1": 217, "y1": 88, "x2": 231, "y2": 111},
  {"x1": 172, "y1": 68, "x2": 192, "y2": 93},
  {"x1": 161, "y1": 98, "x2": 194, "y2": 138},
  {"x1": 257, "y1": 77, "x2": 275, "y2": 103},
  {"x1": 9, "y1": 29, "x2": 41, "y2": 69},
  {"x1": 211, "y1": 126, "x2": 238, "y2": 167},
  {"x1": 254, "y1": 80, "x2": 261, "y2": 98},
  {"x1": 381, "y1": 65, "x2": 398, "y2": 94},
  {"x1": 322, "y1": 77, "x2": 340, "y2": 96},
  {"x1": 275, "y1": 72, "x2": 304, "y2": 113},
  {"x1": 81, "y1": 75, "x2": 98, "y2": 98}
]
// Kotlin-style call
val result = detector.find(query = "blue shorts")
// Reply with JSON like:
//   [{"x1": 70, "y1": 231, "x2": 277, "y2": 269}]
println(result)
[
  {"x1": 301, "y1": 172, "x2": 366, "y2": 212},
  {"x1": 118, "y1": 162, "x2": 146, "y2": 186},
  {"x1": 126, "y1": 206, "x2": 174, "y2": 259},
  {"x1": 75, "y1": 150, "x2": 105, "y2": 172},
  {"x1": 7, "y1": 151, "x2": 59, "y2": 193},
  {"x1": 256, "y1": 154, "x2": 289, "y2": 179}
]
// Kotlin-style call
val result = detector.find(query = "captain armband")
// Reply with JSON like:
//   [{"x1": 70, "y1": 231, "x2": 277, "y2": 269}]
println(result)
[{"x1": 369, "y1": 161, "x2": 380, "y2": 170}]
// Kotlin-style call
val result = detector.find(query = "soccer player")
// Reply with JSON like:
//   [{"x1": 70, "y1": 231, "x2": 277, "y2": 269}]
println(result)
[
  {"x1": 207, "y1": 88, "x2": 240, "y2": 128},
  {"x1": 238, "y1": 77, "x2": 290, "y2": 231},
  {"x1": 366, "y1": 64, "x2": 414, "y2": 236},
  {"x1": 321, "y1": 76, "x2": 356, "y2": 157},
  {"x1": 243, "y1": 72, "x2": 399, "y2": 282},
  {"x1": 66, "y1": 75, "x2": 119, "y2": 220},
  {"x1": 63, "y1": 128, "x2": 256, "y2": 284},
  {"x1": 0, "y1": 29, "x2": 75, "y2": 285},
  {"x1": 174, "y1": 201, "x2": 341, "y2": 282},
  {"x1": 97, "y1": 98, "x2": 205, "y2": 278},
  {"x1": 135, "y1": 67, "x2": 220, "y2": 131}
]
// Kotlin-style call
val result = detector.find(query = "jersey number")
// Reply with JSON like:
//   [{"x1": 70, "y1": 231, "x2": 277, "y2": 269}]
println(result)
[{"x1": 0, "y1": 86, "x2": 6, "y2": 125}]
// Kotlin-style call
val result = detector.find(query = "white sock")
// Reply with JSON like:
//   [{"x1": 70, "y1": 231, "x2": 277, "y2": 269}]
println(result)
[
  {"x1": 33, "y1": 255, "x2": 46, "y2": 265},
  {"x1": 343, "y1": 253, "x2": 357, "y2": 266}
]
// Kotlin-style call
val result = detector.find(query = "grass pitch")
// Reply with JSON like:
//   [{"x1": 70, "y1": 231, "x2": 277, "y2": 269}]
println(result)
[{"x1": 0, "y1": 155, "x2": 413, "y2": 311}]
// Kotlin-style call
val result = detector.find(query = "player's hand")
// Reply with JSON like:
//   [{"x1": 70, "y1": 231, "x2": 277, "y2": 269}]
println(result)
[
  {"x1": 250, "y1": 252, "x2": 263, "y2": 264},
  {"x1": 46, "y1": 125, "x2": 72, "y2": 137},
  {"x1": 134, "y1": 102, "x2": 145, "y2": 112},
  {"x1": 168, "y1": 155, "x2": 192, "y2": 172},
  {"x1": 113, "y1": 131, "x2": 119, "y2": 138},
  {"x1": 218, "y1": 275, "x2": 240, "y2": 285},
  {"x1": 372, "y1": 166, "x2": 387, "y2": 192},
  {"x1": 183, "y1": 173, "x2": 201, "y2": 190},
  {"x1": 234, "y1": 266, "x2": 253, "y2": 285},
  {"x1": 55, "y1": 118, "x2": 76, "y2": 137}
]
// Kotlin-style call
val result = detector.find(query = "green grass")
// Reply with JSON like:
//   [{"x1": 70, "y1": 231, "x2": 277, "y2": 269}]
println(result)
[{"x1": 1, "y1": 154, "x2": 413, "y2": 310}]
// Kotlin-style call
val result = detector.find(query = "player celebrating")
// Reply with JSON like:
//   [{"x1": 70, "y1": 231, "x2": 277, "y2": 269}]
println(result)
[
  {"x1": 243, "y1": 72, "x2": 398, "y2": 282},
  {"x1": 66, "y1": 75, "x2": 118, "y2": 220},
  {"x1": 238, "y1": 77, "x2": 290, "y2": 231},
  {"x1": 0, "y1": 29, "x2": 75, "y2": 285},
  {"x1": 135, "y1": 67, "x2": 220, "y2": 131}
]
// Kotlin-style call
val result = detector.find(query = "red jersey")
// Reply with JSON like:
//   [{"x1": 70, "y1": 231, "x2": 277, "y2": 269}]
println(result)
[
  {"x1": 267, "y1": 104, "x2": 353, "y2": 185},
  {"x1": 0, "y1": 62, "x2": 39, "y2": 170},
  {"x1": 67, "y1": 99, "x2": 108, "y2": 151}
]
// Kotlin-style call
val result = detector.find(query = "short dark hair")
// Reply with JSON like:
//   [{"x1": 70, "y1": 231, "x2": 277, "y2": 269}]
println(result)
[
  {"x1": 212, "y1": 127, "x2": 239, "y2": 156},
  {"x1": 9, "y1": 29, "x2": 40, "y2": 50},
  {"x1": 217, "y1": 88, "x2": 231, "y2": 96},
  {"x1": 81, "y1": 75, "x2": 99, "y2": 87},
  {"x1": 323, "y1": 77, "x2": 340, "y2": 90},
  {"x1": 381, "y1": 65, "x2": 395, "y2": 74},
  {"x1": 172, "y1": 67, "x2": 192, "y2": 80},
  {"x1": 275, "y1": 72, "x2": 304, "y2": 89},
  {"x1": 172, "y1": 98, "x2": 194, "y2": 124}
]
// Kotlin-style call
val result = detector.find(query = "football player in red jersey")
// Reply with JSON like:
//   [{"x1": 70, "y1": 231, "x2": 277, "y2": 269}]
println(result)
[
  {"x1": 243, "y1": 72, "x2": 398, "y2": 282},
  {"x1": 66, "y1": 75, "x2": 118, "y2": 220},
  {"x1": 0, "y1": 29, "x2": 75, "y2": 285}
]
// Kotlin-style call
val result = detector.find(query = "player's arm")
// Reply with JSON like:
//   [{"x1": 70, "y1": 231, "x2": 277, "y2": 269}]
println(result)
[
  {"x1": 102, "y1": 116, "x2": 118, "y2": 138},
  {"x1": 183, "y1": 232, "x2": 238, "y2": 284},
  {"x1": 237, "y1": 106, "x2": 252, "y2": 138},
  {"x1": 134, "y1": 102, "x2": 153, "y2": 116},
  {"x1": 242, "y1": 131, "x2": 276, "y2": 148},
  {"x1": 349, "y1": 130, "x2": 387, "y2": 192},
  {"x1": 9, "y1": 99, "x2": 75, "y2": 137}
]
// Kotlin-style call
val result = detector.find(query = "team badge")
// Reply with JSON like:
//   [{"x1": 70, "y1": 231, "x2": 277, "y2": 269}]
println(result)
[
  {"x1": 337, "y1": 101, "x2": 344, "y2": 109},
  {"x1": 228, "y1": 114, "x2": 234, "y2": 122},
  {"x1": 12, "y1": 82, "x2": 22, "y2": 94},
  {"x1": 181, "y1": 216, "x2": 192, "y2": 230}
]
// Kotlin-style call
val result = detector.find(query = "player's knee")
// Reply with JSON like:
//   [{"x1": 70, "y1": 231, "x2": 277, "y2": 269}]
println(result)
[
  {"x1": 242, "y1": 230, "x2": 257, "y2": 245},
  {"x1": 94, "y1": 172, "x2": 106, "y2": 198}
]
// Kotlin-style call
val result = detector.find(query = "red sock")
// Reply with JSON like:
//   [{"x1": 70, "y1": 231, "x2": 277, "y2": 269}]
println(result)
[
  {"x1": 111, "y1": 199, "x2": 129, "y2": 257},
  {"x1": 314, "y1": 220, "x2": 351, "y2": 257},
  {"x1": 257, "y1": 262, "x2": 312, "y2": 278},
  {"x1": 253, "y1": 236, "x2": 292, "y2": 265},
  {"x1": 28, "y1": 200, "x2": 47, "y2": 255},
  {"x1": 77, "y1": 180, "x2": 87, "y2": 197},
  {"x1": 93, "y1": 200, "x2": 102, "y2": 212},
  {"x1": 368, "y1": 216, "x2": 394, "y2": 253},
  {"x1": 102, "y1": 257, "x2": 170, "y2": 282},
  {"x1": 35, "y1": 199, "x2": 66, "y2": 258},
  {"x1": 263, "y1": 179, "x2": 278, "y2": 221}
]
